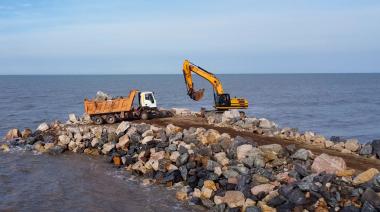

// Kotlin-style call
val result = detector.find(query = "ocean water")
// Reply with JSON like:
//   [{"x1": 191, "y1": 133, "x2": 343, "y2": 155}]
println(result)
[
  {"x1": 1, "y1": 74, "x2": 379, "y2": 143},
  {"x1": 1, "y1": 74, "x2": 380, "y2": 210}
]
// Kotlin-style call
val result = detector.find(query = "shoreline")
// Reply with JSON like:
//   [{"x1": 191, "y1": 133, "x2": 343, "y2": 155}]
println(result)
[{"x1": 1, "y1": 109, "x2": 380, "y2": 211}]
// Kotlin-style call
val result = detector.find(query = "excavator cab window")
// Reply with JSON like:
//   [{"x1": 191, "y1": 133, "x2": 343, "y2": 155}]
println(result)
[{"x1": 215, "y1": 93, "x2": 231, "y2": 107}]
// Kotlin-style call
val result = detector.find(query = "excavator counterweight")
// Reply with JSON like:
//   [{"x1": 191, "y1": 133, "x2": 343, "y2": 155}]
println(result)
[{"x1": 182, "y1": 60, "x2": 249, "y2": 110}]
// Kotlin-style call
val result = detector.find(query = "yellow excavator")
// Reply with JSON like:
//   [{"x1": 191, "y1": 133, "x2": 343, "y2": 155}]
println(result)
[{"x1": 182, "y1": 60, "x2": 249, "y2": 110}]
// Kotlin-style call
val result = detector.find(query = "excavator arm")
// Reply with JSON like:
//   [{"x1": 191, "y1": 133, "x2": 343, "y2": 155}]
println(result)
[
  {"x1": 183, "y1": 60, "x2": 225, "y2": 101},
  {"x1": 182, "y1": 59, "x2": 249, "y2": 110}
]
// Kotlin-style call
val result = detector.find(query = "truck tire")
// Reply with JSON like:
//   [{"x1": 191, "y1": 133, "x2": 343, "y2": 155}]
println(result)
[
  {"x1": 106, "y1": 114, "x2": 116, "y2": 124},
  {"x1": 92, "y1": 116, "x2": 103, "y2": 125},
  {"x1": 140, "y1": 111, "x2": 149, "y2": 120}
]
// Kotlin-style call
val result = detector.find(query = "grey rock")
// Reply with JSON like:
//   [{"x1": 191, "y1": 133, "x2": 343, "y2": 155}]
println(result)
[
  {"x1": 360, "y1": 144, "x2": 373, "y2": 156},
  {"x1": 361, "y1": 188, "x2": 380, "y2": 210},
  {"x1": 177, "y1": 153, "x2": 189, "y2": 166},
  {"x1": 371, "y1": 140, "x2": 380, "y2": 157},
  {"x1": 291, "y1": 148, "x2": 312, "y2": 161}
]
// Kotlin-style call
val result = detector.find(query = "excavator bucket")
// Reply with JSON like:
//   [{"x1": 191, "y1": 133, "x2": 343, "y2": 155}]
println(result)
[{"x1": 189, "y1": 88, "x2": 205, "y2": 101}]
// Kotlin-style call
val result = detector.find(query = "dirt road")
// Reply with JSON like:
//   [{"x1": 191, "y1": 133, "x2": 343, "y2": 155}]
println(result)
[{"x1": 136, "y1": 116, "x2": 380, "y2": 172}]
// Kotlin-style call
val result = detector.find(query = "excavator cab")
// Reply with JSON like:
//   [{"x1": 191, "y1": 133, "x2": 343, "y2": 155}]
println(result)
[{"x1": 215, "y1": 93, "x2": 231, "y2": 107}]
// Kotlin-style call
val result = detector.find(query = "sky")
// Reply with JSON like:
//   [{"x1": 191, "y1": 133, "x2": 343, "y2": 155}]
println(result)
[{"x1": 0, "y1": 0, "x2": 379, "y2": 74}]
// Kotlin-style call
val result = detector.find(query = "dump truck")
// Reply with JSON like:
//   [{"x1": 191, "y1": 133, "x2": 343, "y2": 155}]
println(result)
[{"x1": 84, "y1": 89, "x2": 160, "y2": 124}]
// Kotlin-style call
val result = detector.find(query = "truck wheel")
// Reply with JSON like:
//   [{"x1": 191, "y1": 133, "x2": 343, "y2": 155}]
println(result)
[
  {"x1": 92, "y1": 116, "x2": 103, "y2": 125},
  {"x1": 106, "y1": 115, "x2": 116, "y2": 124},
  {"x1": 140, "y1": 112, "x2": 149, "y2": 120}
]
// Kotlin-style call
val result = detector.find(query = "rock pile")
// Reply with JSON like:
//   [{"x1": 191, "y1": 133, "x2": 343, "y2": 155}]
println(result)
[
  {"x1": 2, "y1": 118, "x2": 380, "y2": 211},
  {"x1": 205, "y1": 110, "x2": 380, "y2": 160}
]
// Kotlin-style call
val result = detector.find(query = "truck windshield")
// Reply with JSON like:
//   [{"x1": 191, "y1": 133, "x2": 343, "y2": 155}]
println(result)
[{"x1": 145, "y1": 93, "x2": 155, "y2": 103}]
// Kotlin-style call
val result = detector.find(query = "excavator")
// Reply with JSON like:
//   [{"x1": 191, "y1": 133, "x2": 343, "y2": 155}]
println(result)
[{"x1": 182, "y1": 60, "x2": 249, "y2": 110}]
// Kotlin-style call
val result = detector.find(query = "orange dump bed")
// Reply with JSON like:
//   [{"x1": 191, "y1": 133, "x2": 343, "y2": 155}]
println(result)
[{"x1": 84, "y1": 90, "x2": 138, "y2": 116}]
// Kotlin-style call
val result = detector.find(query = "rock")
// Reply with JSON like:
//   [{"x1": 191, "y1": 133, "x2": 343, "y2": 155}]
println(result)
[
  {"x1": 237, "y1": 145, "x2": 265, "y2": 167},
  {"x1": 371, "y1": 140, "x2": 380, "y2": 157},
  {"x1": 145, "y1": 151, "x2": 165, "y2": 171},
  {"x1": 205, "y1": 159, "x2": 220, "y2": 171},
  {"x1": 345, "y1": 139, "x2": 360, "y2": 152},
  {"x1": 353, "y1": 168, "x2": 379, "y2": 185},
  {"x1": 311, "y1": 153, "x2": 346, "y2": 174},
  {"x1": 172, "y1": 108, "x2": 192, "y2": 116},
  {"x1": 21, "y1": 128, "x2": 32, "y2": 139},
  {"x1": 291, "y1": 148, "x2": 313, "y2": 161},
  {"x1": 361, "y1": 188, "x2": 380, "y2": 210},
  {"x1": 1, "y1": 144, "x2": 10, "y2": 152},
  {"x1": 331, "y1": 142, "x2": 345, "y2": 151},
  {"x1": 142, "y1": 129, "x2": 154, "y2": 138},
  {"x1": 237, "y1": 144, "x2": 254, "y2": 160},
  {"x1": 251, "y1": 184, "x2": 275, "y2": 195},
  {"x1": 360, "y1": 144, "x2": 373, "y2": 156},
  {"x1": 48, "y1": 145, "x2": 65, "y2": 155},
  {"x1": 222, "y1": 109, "x2": 241, "y2": 123},
  {"x1": 203, "y1": 180, "x2": 217, "y2": 191},
  {"x1": 102, "y1": 142, "x2": 115, "y2": 155},
  {"x1": 4, "y1": 129, "x2": 21, "y2": 140},
  {"x1": 214, "y1": 152, "x2": 229, "y2": 166},
  {"x1": 140, "y1": 136, "x2": 153, "y2": 145},
  {"x1": 37, "y1": 122, "x2": 49, "y2": 132},
  {"x1": 325, "y1": 140, "x2": 334, "y2": 148},
  {"x1": 91, "y1": 138, "x2": 100, "y2": 147},
  {"x1": 115, "y1": 121, "x2": 130, "y2": 135},
  {"x1": 252, "y1": 174, "x2": 270, "y2": 184},
  {"x1": 312, "y1": 135, "x2": 326, "y2": 148},
  {"x1": 223, "y1": 169, "x2": 240, "y2": 178},
  {"x1": 83, "y1": 148, "x2": 99, "y2": 156},
  {"x1": 165, "y1": 124, "x2": 182, "y2": 136},
  {"x1": 258, "y1": 119, "x2": 273, "y2": 129},
  {"x1": 201, "y1": 187, "x2": 214, "y2": 199},
  {"x1": 176, "y1": 191, "x2": 188, "y2": 201},
  {"x1": 116, "y1": 134, "x2": 129, "y2": 149},
  {"x1": 68, "y1": 113, "x2": 78, "y2": 123},
  {"x1": 34, "y1": 142, "x2": 45, "y2": 153},
  {"x1": 170, "y1": 151, "x2": 180, "y2": 162},
  {"x1": 288, "y1": 188, "x2": 306, "y2": 205},
  {"x1": 341, "y1": 149, "x2": 352, "y2": 154},
  {"x1": 336, "y1": 169, "x2": 355, "y2": 177},
  {"x1": 199, "y1": 129, "x2": 220, "y2": 145},
  {"x1": 258, "y1": 144, "x2": 283, "y2": 156},
  {"x1": 220, "y1": 191, "x2": 245, "y2": 208},
  {"x1": 44, "y1": 143, "x2": 54, "y2": 150},
  {"x1": 113, "y1": 156, "x2": 122, "y2": 166},
  {"x1": 58, "y1": 135, "x2": 71, "y2": 146}
]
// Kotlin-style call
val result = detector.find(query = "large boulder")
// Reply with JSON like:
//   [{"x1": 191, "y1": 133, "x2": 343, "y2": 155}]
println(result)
[
  {"x1": 101, "y1": 142, "x2": 115, "y2": 155},
  {"x1": 291, "y1": 149, "x2": 313, "y2": 161},
  {"x1": 37, "y1": 122, "x2": 49, "y2": 132},
  {"x1": 311, "y1": 153, "x2": 346, "y2": 174},
  {"x1": 116, "y1": 134, "x2": 129, "y2": 149},
  {"x1": 68, "y1": 113, "x2": 78, "y2": 123},
  {"x1": 371, "y1": 140, "x2": 380, "y2": 157},
  {"x1": 345, "y1": 139, "x2": 360, "y2": 152},
  {"x1": 58, "y1": 135, "x2": 71, "y2": 146},
  {"x1": 165, "y1": 124, "x2": 182, "y2": 136},
  {"x1": 218, "y1": 191, "x2": 245, "y2": 208},
  {"x1": 236, "y1": 144, "x2": 265, "y2": 167},
  {"x1": 360, "y1": 144, "x2": 373, "y2": 156},
  {"x1": 353, "y1": 168, "x2": 379, "y2": 185},
  {"x1": 258, "y1": 119, "x2": 274, "y2": 129},
  {"x1": 251, "y1": 184, "x2": 275, "y2": 195},
  {"x1": 222, "y1": 109, "x2": 241, "y2": 123},
  {"x1": 198, "y1": 129, "x2": 220, "y2": 145},
  {"x1": 115, "y1": 121, "x2": 130, "y2": 135},
  {"x1": 4, "y1": 129, "x2": 21, "y2": 140}
]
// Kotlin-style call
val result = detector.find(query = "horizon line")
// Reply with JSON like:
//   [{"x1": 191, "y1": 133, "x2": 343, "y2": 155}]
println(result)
[{"x1": 1, "y1": 72, "x2": 380, "y2": 76}]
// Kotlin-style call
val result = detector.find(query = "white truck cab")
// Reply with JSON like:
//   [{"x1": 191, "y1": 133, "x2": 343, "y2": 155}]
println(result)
[{"x1": 139, "y1": 91, "x2": 157, "y2": 108}]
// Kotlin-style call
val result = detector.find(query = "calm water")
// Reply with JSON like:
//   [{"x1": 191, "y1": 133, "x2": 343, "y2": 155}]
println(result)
[
  {"x1": 1, "y1": 74, "x2": 379, "y2": 142},
  {"x1": 1, "y1": 74, "x2": 380, "y2": 210},
  {"x1": 0, "y1": 151, "x2": 195, "y2": 211}
]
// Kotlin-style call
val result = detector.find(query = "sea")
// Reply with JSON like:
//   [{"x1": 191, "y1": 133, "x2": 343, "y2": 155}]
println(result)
[{"x1": 0, "y1": 74, "x2": 380, "y2": 210}]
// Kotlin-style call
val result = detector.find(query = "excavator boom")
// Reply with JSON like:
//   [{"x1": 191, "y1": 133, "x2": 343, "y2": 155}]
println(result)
[{"x1": 182, "y1": 60, "x2": 249, "y2": 110}]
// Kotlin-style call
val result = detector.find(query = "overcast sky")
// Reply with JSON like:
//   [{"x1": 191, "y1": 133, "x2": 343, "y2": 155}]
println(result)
[{"x1": 0, "y1": 0, "x2": 379, "y2": 74}]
